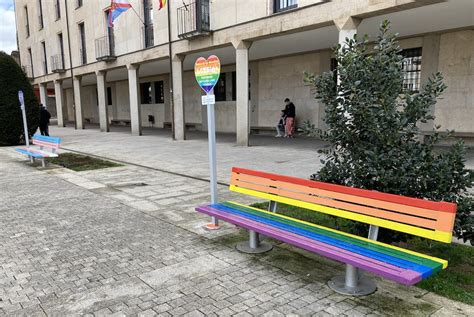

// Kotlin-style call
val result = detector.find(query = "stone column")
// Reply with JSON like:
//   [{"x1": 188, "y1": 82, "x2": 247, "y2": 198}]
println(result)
[
  {"x1": 334, "y1": 16, "x2": 361, "y2": 50},
  {"x1": 53, "y1": 80, "x2": 65, "y2": 127},
  {"x1": 73, "y1": 76, "x2": 85, "y2": 129},
  {"x1": 419, "y1": 34, "x2": 440, "y2": 133},
  {"x1": 39, "y1": 83, "x2": 48, "y2": 108},
  {"x1": 172, "y1": 54, "x2": 185, "y2": 140},
  {"x1": 127, "y1": 64, "x2": 142, "y2": 136},
  {"x1": 96, "y1": 70, "x2": 109, "y2": 132},
  {"x1": 233, "y1": 40, "x2": 252, "y2": 146}
]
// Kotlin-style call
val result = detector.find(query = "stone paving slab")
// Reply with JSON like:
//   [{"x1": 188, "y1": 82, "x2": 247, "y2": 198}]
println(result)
[{"x1": 1, "y1": 147, "x2": 473, "y2": 316}]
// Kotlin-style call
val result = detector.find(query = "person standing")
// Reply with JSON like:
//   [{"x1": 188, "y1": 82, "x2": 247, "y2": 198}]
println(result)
[
  {"x1": 39, "y1": 104, "x2": 51, "y2": 136},
  {"x1": 283, "y1": 98, "x2": 296, "y2": 138}
]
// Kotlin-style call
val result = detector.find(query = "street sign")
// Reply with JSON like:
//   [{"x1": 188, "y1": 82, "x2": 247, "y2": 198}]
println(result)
[
  {"x1": 194, "y1": 56, "x2": 221, "y2": 230},
  {"x1": 18, "y1": 90, "x2": 24, "y2": 109},
  {"x1": 194, "y1": 55, "x2": 221, "y2": 94},
  {"x1": 201, "y1": 94, "x2": 215, "y2": 106},
  {"x1": 18, "y1": 90, "x2": 30, "y2": 148}
]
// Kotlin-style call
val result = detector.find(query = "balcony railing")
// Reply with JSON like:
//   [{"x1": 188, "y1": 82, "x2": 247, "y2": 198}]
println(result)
[
  {"x1": 177, "y1": 0, "x2": 211, "y2": 39},
  {"x1": 51, "y1": 54, "x2": 65, "y2": 73},
  {"x1": 95, "y1": 36, "x2": 116, "y2": 61},
  {"x1": 142, "y1": 25, "x2": 154, "y2": 48},
  {"x1": 22, "y1": 65, "x2": 33, "y2": 79}
]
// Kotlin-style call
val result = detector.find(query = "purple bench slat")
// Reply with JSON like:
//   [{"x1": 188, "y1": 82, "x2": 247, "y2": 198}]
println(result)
[{"x1": 197, "y1": 205, "x2": 422, "y2": 285}]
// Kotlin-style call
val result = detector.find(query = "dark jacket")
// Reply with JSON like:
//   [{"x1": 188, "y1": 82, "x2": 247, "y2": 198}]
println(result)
[
  {"x1": 39, "y1": 108, "x2": 51, "y2": 126},
  {"x1": 283, "y1": 102, "x2": 296, "y2": 118}
]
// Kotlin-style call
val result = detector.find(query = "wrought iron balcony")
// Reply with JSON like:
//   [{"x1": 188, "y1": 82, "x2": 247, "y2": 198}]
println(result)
[
  {"x1": 22, "y1": 65, "x2": 33, "y2": 79},
  {"x1": 142, "y1": 25, "x2": 154, "y2": 48},
  {"x1": 51, "y1": 54, "x2": 65, "y2": 73},
  {"x1": 177, "y1": 0, "x2": 211, "y2": 39},
  {"x1": 95, "y1": 36, "x2": 116, "y2": 62}
]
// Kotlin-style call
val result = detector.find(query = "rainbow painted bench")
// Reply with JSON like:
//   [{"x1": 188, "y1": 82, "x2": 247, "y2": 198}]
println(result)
[
  {"x1": 15, "y1": 135, "x2": 61, "y2": 168},
  {"x1": 196, "y1": 167, "x2": 457, "y2": 296}
]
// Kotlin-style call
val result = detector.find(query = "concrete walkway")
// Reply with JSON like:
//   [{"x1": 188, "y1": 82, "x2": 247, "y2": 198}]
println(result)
[{"x1": 1, "y1": 126, "x2": 473, "y2": 316}]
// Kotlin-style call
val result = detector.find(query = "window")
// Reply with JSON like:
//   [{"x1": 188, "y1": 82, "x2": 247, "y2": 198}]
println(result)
[
  {"x1": 274, "y1": 0, "x2": 298, "y2": 13},
  {"x1": 76, "y1": 0, "x2": 83, "y2": 8},
  {"x1": 55, "y1": 0, "x2": 61, "y2": 20},
  {"x1": 38, "y1": 0, "x2": 44, "y2": 29},
  {"x1": 78, "y1": 22, "x2": 87, "y2": 65},
  {"x1": 28, "y1": 48, "x2": 34, "y2": 77},
  {"x1": 58, "y1": 33, "x2": 65, "y2": 68},
  {"x1": 214, "y1": 73, "x2": 226, "y2": 102},
  {"x1": 140, "y1": 82, "x2": 152, "y2": 104},
  {"x1": 107, "y1": 87, "x2": 113, "y2": 105},
  {"x1": 41, "y1": 41, "x2": 47, "y2": 74},
  {"x1": 401, "y1": 48, "x2": 422, "y2": 92},
  {"x1": 154, "y1": 81, "x2": 164, "y2": 104},
  {"x1": 24, "y1": 6, "x2": 30, "y2": 37},
  {"x1": 330, "y1": 57, "x2": 338, "y2": 86}
]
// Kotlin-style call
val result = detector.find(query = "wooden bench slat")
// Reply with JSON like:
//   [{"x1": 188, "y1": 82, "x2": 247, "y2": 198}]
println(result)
[
  {"x1": 232, "y1": 167, "x2": 456, "y2": 213},
  {"x1": 231, "y1": 185, "x2": 452, "y2": 243},
  {"x1": 232, "y1": 172, "x2": 441, "y2": 221},
  {"x1": 231, "y1": 176, "x2": 441, "y2": 231},
  {"x1": 198, "y1": 204, "x2": 424, "y2": 285}
]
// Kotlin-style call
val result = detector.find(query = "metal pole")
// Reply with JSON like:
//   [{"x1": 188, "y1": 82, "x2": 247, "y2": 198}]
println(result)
[
  {"x1": 345, "y1": 264, "x2": 359, "y2": 289},
  {"x1": 206, "y1": 98, "x2": 219, "y2": 229},
  {"x1": 20, "y1": 104, "x2": 29, "y2": 148},
  {"x1": 64, "y1": 0, "x2": 76, "y2": 129}
]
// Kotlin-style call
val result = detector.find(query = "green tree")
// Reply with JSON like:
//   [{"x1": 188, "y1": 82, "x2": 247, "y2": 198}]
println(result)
[
  {"x1": 304, "y1": 21, "x2": 473, "y2": 244},
  {"x1": 0, "y1": 51, "x2": 40, "y2": 146}
]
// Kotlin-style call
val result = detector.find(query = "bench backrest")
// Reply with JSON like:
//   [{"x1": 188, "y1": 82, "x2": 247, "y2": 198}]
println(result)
[
  {"x1": 230, "y1": 167, "x2": 457, "y2": 243},
  {"x1": 32, "y1": 135, "x2": 61, "y2": 151}
]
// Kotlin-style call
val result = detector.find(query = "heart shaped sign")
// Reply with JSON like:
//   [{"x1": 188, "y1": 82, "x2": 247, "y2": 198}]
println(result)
[{"x1": 194, "y1": 55, "x2": 221, "y2": 94}]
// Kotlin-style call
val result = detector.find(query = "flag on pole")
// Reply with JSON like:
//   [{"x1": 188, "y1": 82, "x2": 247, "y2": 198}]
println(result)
[
  {"x1": 158, "y1": 0, "x2": 167, "y2": 11},
  {"x1": 109, "y1": 0, "x2": 133, "y2": 27}
]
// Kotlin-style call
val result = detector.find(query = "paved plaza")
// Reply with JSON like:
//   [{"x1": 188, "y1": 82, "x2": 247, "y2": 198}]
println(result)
[{"x1": 1, "y1": 126, "x2": 473, "y2": 316}]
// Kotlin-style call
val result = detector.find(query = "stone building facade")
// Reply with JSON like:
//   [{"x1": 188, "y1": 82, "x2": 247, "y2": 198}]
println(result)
[{"x1": 14, "y1": 0, "x2": 474, "y2": 145}]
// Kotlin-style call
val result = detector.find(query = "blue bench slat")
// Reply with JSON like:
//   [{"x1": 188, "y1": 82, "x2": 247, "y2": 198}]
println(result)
[
  {"x1": 212, "y1": 203, "x2": 436, "y2": 279},
  {"x1": 15, "y1": 148, "x2": 45, "y2": 158},
  {"x1": 32, "y1": 134, "x2": 61, "y2": 144}
]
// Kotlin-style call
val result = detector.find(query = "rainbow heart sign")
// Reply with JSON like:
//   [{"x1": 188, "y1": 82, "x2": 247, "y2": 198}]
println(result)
[{"x1": 194, "y1": 55, "x2": 221, "y2": 94}]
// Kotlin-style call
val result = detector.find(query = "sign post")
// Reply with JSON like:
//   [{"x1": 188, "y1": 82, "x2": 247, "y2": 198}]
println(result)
[
  {"x1": 195, "y1": 55, "x2": 221, "y2": 230},
  {"x1": 18, "y1": 90, "x2": 30, "y2": 148}
]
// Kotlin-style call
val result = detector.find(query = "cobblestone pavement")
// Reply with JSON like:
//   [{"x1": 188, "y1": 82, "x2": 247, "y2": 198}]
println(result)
[{"x1": 1, "y1": 142, "x2": 473, "y2": 315}]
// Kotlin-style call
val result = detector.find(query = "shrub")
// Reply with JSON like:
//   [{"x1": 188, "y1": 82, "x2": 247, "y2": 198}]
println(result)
[
  {"x1": 0, "y1": 51, "x2": 39, "y2": 146},
  {"x1": 304, "y1": 21, "x2": 474, "y2": 244}
]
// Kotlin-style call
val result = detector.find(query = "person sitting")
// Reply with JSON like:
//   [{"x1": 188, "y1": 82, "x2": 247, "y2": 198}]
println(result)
[{"x1": 275, "y1": 110, "x2": 286, "y2": 137}]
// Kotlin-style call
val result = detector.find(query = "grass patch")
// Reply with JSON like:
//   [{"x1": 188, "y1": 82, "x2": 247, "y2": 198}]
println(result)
[
  {"x1": 251, "y1": 201, "x2": 474, "y2": 305},
  {"x1": 47, "y1": 153, "x2": 123, "y2": 172}
]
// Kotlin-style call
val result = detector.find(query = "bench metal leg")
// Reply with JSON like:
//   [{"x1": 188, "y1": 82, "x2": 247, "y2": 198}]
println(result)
[
  {"x1": 328, "y1": 264, "x2": 377, "y2": 296},
  {"x1": 41, "y1": 158, "x2": 46, "y2": 168},
  {"x1": 268, "y1": 201, "x2": 278, "y2": 213},
  {"x1": 236, "y1": 230, "x2": 272, "y2": 254},
  {"x1": 29, "y1": 156, "x2": 34, "y2": 164},
  {"x1": 328, "y1": 224, "x2": 379, "y2": 296}
]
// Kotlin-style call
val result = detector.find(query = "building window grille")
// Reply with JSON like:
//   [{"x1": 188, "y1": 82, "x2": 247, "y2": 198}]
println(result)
[
  {"x1": 154, "y1": 81, "x2": 164, "y2": 104},
  {"x1": 401, "y1": 47, "x2": 422, "y2": 92},
  {"x1": 274, "y1": 0, "x2": 298, "y2": 13},
  {"x1": 41, "y1": 41, "x2": 48, "y2": 74}
]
